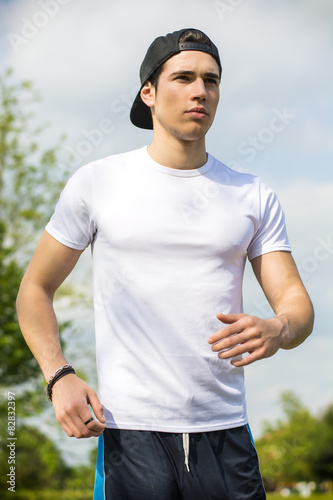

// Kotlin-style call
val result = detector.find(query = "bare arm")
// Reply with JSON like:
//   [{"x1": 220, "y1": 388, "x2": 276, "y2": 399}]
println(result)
[
  {"x1": 208, "y1": 251, "x2": 314, "y2": 367},
  {"x1": 16, "y1": 231, "x2": 106, "y2": 437},
  {"x1": 251, "y1": 251, "x2": 314, "y2": 349}
]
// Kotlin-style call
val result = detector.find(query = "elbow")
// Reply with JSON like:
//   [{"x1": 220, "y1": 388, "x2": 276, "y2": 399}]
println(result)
[
  {"x1": 303, "y1": 292, "x2": 315, "y2": 339},
  {"x1": 16, "y1": 275, "x2": 53, "y2": 321},
  {"x1": 16, "y1": 279, "x2": 25, "y2": 318},
  {"x1": 296, "y1": 297, "x2": 315, "y2": 346}
]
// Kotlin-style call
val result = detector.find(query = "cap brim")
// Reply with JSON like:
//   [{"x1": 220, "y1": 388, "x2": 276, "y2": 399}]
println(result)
[{"x1": 130, "y1": 90, "x2": 153, "y2": 130}]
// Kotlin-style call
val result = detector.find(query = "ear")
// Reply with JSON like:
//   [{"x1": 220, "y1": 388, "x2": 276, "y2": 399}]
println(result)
[{"x1": 140, "y1": 81, "x2": 155, "y2": 108}]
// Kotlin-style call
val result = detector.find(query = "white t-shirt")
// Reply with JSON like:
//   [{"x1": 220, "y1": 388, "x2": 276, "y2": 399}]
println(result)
[{"x1": 46, "y1": 146, "x2": 291, "y2": 432}]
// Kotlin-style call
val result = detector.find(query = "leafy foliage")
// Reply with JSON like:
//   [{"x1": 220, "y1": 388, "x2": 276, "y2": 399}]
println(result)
[
  {"x1": 0, "y1": 221, "x2": 40, "y2": 386},
  {"x1": 308, "y1": 404, "x2": 333, "y2": 481},
  {"x1": 0, "y1": 68, "x2": 68, "y2": 253},
  {"x1": 256, "y1": 391, "x2": 333, "y2": 491},
  {"x1": 0, "y1": 68, "x2": 70, "y2": 404},
  {"x1": 0, "y1": 423, "x2": 72, "y2": 492}
]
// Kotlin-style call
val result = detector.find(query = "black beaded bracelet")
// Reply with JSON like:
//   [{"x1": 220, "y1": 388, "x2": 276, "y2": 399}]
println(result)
[{"x1": 46, "y1": 364, "x2": 76, "y2": 401}]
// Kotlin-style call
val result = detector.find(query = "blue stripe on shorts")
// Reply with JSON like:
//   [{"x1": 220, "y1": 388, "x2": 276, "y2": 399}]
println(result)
[
  {"x1": 93, "y1": 433, "x2": 105, "y2": 500},
  {"x1": 246, "y1": 423, "x2": 255, "y2": 445}
]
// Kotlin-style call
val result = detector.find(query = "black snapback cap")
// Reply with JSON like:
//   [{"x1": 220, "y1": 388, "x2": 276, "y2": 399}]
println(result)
[{"x1": 130, "y1": 28, "x2": 222, "y2": 130}]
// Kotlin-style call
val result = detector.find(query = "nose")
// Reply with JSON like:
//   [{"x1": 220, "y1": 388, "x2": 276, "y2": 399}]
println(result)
[{"x1": 191, "y1": 78, "x2": 207, "y2": 100}]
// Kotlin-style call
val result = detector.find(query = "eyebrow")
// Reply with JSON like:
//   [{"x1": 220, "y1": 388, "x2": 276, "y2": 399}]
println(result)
[{"x1": 170, "y1": 70, "x2": 221, "y2": 80}]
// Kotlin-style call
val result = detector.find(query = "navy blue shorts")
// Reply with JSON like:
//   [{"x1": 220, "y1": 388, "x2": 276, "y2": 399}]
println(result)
[{"x1": 93, "y1": 425, "x2": 266, "y2": 499}]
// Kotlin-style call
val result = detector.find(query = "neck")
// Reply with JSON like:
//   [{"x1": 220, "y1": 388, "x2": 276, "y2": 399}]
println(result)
[{"x1": 147, "y1": 131, "x2": 207, "y2": 170}]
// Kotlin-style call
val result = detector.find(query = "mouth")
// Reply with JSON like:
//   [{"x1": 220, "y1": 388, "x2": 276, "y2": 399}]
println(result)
[{"x1": 186, "y1": 107, "x2": 208, "y2": 118}]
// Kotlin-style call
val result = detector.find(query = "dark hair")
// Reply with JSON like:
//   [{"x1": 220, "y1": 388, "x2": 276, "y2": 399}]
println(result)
[
  {"x1": 148, "y1": 29, "x2": 215, "y2": 90},
  {"x1": 179, "y1": 29, "x2": 212, "y2": 46},
  {"x1": 148, "y1": 64, "x2": 164, "y2": 90}
]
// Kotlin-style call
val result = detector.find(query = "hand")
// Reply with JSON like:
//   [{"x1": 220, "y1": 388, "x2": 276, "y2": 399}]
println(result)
[
  {"x1": 51, "y1": 374, "x2": 106, "y2": 438},
  {"x1": 208, "y1": 313, "x2": 286, "y2": 367}
]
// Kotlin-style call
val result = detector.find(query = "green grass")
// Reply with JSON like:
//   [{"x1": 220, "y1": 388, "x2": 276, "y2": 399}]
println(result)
[
  {"x1": 267, "y1": 495, "x2": 333, "y2": 500},
  {"x1": 2, "y1": 491, "x2": 93, "y2": 500}
]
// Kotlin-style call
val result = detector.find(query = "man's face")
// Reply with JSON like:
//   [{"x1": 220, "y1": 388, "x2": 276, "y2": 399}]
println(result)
[{"x1": 145, "y1": 50, "x2": 220, "y2": 142}]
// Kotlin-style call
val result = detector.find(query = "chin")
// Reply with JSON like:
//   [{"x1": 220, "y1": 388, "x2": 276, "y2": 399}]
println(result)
[{"x1": 170, "y1": 123, "x2": 210, "y2": 142}]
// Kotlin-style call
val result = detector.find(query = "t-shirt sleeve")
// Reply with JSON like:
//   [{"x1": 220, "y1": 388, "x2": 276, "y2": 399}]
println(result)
[
  {"x1": 45, "y1": 163, "x2": 96, "y2": 250},
  {"x1": 247, "y1": 179, "x2": 291, "y2": 261}
]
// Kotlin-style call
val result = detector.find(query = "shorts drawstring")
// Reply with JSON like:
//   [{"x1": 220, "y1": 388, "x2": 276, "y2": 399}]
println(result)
[{"x1": 182, "y1": 433, "x2": 190, "y2": 472}]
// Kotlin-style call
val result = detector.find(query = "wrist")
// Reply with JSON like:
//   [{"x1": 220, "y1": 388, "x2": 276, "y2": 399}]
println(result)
[
  {"x1": 43, "y1": 357, "x2": 69, "y2": 383},
  {"x1": 46, "y1": 364, "x2": 76, "y2": 401},
  {"x1": 274, "y1": 314, "x2": 294, "y2": 349}
]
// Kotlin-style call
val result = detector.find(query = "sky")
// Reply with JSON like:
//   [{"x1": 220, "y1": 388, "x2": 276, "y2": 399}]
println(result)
[{"x1": 1, "y1": 0, "x2": 332, "y2": 459}]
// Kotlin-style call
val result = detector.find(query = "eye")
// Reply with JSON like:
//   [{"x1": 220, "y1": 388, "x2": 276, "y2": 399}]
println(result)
[
  {"x1": 205, "y1": 78, "x2": 219, "y2": 85},
  {"x1": 175, "y1": 75, "x2": 191, "y2": 82}
]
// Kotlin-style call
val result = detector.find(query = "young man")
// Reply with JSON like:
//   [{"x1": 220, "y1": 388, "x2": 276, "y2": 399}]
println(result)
[{"x1": 17, "y1": 28, "x2": 314, "y2": 499}]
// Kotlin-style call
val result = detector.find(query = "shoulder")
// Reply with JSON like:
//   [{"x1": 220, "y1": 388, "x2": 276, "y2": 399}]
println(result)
[
  {"x1": 207, "y1": 154, "x2": 259, "y2": 188},
  {"x1": 208, "y1": 154, "x2": 278, "y2": 193},
  {"x1": 89, "y1": 146, "x2": 146, "y2": 171},
  {"x1": 66, "y1": 147, "x2": 146, "y2": 185},
  {"x1": 73, "y1": 148, "x2": 144, "y2": 176}
]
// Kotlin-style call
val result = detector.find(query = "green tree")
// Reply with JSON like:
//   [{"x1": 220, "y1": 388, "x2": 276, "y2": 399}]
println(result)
[
  {"x1": 308, "y1": 403, "x2": 333, "y2": 481},
  {"x1": 0, "y1": 67, "x2": 70, "y2": 386},
  {"x1": 0, "y1": 67, "x2": 97, "y2": 497},
  {"x1": 0, "y1": 68, "x2": 68, "y2": 251},
  {"x1": 0, "y1": 68, "x2": 72, "y2": 416},
  {"x1": 0, "y1": 221, "x2": 40, "y2": 386},
  {"x1": 0, "y1": 424, "x2": 72, "y2": 492},
  {"x1": 256, "y1": 391, "x2": 318, "y2": 490},
  {"x1": 0, "y1": 67, "x2": 78, "y2": 495}
]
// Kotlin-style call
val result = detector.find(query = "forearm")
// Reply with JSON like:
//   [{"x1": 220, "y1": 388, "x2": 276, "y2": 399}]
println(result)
[
  {"x1": 16, "y1": 233, "x2": 105, "y2": 438},
  {"x1": 251, "y1": 252, "x2": 314, "y2": 351},
  {"x1": 16, "y1": 280, "x2": 67, "y2": 382},
  {"x1": 17, "y1": 278, "x2": 106, "y2": 438}
]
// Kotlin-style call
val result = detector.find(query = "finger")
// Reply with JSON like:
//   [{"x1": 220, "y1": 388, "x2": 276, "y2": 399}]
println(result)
[
  {"x1": 209, "y1": 322, "x2": 250, "y2": 350},
  {"x1": 58, "y1": 405, "x2": 100, "y2": 439},
  {"x1": 217, "y1": 338, "x2": 262, "y2": 359},
  {"x1": 83, "y1": 416, "x2": 105, "y2": 436},
  {"x1": 67, "y1": 412, "x2": 104, "y2": 439},
  {"x1": 83, "y1": 416, "x2": 95, "y2": 426},
  {"x1": 212, "y1": 324, "x2": 261, "y2": 352},
  {"x1": 61, "y1": 421, "x2": 75, "y2": 438},
  {"x1": 87, "y1": 390, "x2": 106, "y2": 424},
  {"x1": 55, "y1": 402, "x2": 105, "y2": 438},
  {"x1": 58, "y1": 413, "x2": 84, "y2": 438},
  {"x1": 67, "y1": 413, "x2": 92, "y2": 438},
  {"x1": 209, "y1": 313, "x2": 260, "y2": 345},
  {"x1": 208, "y1": 316, "x2": 246, "y2": 345},
  {"x1": 208, "y1": 326, "x2": 239, "y2": 345},
  {"x1": 216, "y1": 313, "x2": 245, "y2": 324},
  {"x1": 231, "y1": 348, "x2": 266, "y2": 367},
  {"x1": 81, "y1": 413, "x2": 105, "y2": 432},
  {"x1": 210, "y1": 331, "x2": 245, "y2": 351},
  {"x1": 55, "y1": 405, "x2": 77, "y2": 437}
]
